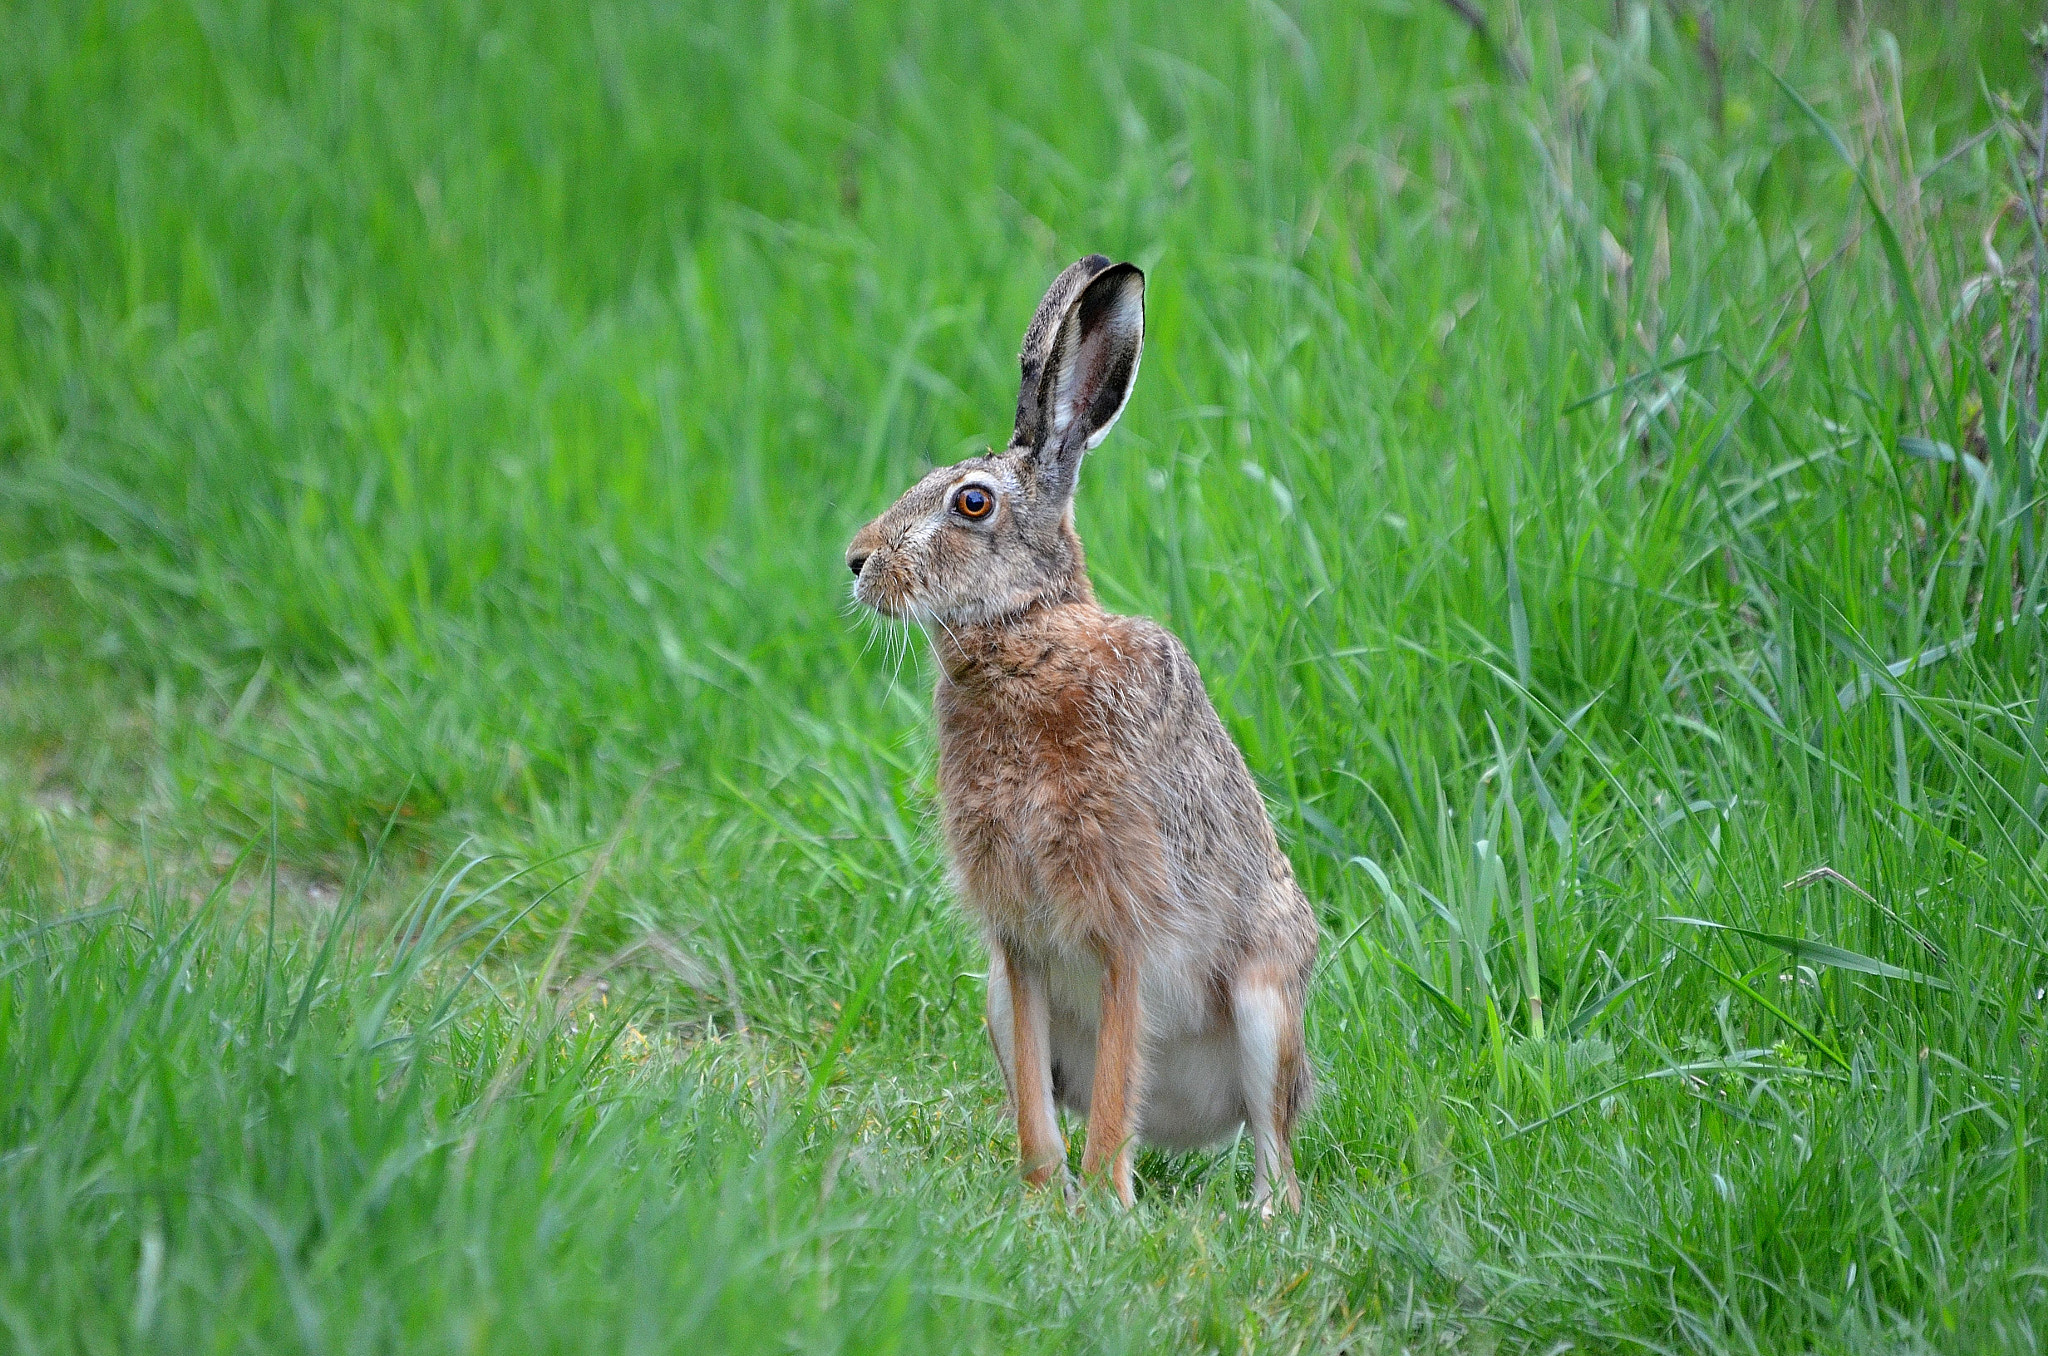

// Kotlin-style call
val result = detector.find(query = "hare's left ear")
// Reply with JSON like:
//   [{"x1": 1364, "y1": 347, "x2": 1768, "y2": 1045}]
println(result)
[{"x1": 1024, "y1": 262, "x2": 1145, "y2": 497}]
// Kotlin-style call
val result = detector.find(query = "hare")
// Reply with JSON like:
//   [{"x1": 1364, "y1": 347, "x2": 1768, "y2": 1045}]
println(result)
[{"x1": 846, "y1": 256, "x2": 1317, "y2": 1213}]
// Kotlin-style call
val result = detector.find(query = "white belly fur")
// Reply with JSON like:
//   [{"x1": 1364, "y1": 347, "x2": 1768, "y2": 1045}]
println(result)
[{"x1": 1042, "y1": 951, "x2": 1247, "y2": 1151}]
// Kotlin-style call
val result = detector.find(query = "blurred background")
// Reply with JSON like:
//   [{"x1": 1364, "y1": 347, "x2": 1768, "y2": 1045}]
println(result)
[{"x1": 6, "y1": 2, "x2": 2048, "y2": 1349}]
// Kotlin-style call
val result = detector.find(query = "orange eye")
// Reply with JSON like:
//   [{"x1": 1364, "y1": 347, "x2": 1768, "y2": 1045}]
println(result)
[{"x1": 954, "y1": 486, "x2": 993, "y2": 519}]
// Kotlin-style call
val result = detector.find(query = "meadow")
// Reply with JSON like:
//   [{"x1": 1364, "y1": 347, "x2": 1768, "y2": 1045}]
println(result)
[{"x1": 4, "y1": 0, "x2": 2048, "y2": 1349}]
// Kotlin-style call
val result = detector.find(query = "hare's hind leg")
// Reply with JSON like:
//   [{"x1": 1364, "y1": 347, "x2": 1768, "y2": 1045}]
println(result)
[
  {"x1": 988, "y1": 945, "x2": 1066, "y2": 1188},
  {"x1": 1232, "y1": 965, "x2": 1306, "y2": 1216}
]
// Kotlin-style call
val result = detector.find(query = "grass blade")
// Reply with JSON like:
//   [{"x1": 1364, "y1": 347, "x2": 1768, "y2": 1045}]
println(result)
[{"x1": 1662, "y1": 916, "x2": 1951, "y2": 990}]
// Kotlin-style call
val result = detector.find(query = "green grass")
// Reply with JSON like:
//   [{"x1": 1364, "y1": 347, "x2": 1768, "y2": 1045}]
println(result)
[{"x1": 5, "y1": 0, "x2": 2048, "y2": 1349}]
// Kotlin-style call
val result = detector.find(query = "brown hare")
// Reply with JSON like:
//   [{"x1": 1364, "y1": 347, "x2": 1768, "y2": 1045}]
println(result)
[{"x1": 846, "y1": 256, "x2": 1317, "y2": 1213}]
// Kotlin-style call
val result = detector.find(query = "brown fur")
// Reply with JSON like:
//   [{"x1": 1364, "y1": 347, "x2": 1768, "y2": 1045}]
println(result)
[
  {"x1": 1004, "y1": 955, "x2": 1063, "y2": 1185},
  {"x1": 847, "y1": 258, "x2": 1318, "y2": 1212}
]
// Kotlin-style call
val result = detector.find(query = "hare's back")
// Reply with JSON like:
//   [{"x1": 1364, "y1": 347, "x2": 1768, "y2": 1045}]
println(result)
[{"x1": 1106, "y1": 617, "x2": 1304, "y2": 919}]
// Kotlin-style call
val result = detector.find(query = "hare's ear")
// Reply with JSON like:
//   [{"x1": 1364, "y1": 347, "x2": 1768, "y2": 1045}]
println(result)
[
  {"x1": 1018, "y1": 261, "x2": 1145, "y2": 497},
  {"x1": 1013, "y1": 255, "x2": 1112, "y2": 450}
]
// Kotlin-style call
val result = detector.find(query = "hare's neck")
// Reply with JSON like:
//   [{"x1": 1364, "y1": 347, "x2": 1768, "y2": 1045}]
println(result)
[
  {"x1": 934, "y1": 590, "x2": 1103, "y2": 687},
  {"x1": 933, "y1": 516, "x2": 1096, "y2": 683}
]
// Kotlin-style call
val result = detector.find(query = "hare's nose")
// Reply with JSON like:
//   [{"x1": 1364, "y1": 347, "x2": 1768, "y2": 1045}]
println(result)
[{"x1": 847, "y1": 551, "x2": 870, "y2": 577}]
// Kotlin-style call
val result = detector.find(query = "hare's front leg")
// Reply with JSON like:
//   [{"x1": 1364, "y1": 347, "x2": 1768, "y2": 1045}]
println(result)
[
  {"x1": 1080, "y1": 946, "x2": 1146, "y2": 1208},
  {"x1": 1232, "y1": 965, "x2": 1305, "y2": 1216},
  {"x1": 988, "y1": 945, "x2": 1065, "y2": 1188}
]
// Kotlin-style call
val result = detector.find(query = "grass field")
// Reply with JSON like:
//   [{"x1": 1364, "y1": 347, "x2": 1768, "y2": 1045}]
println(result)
[{"x1": 6, "y1": 0, "x2": 2048, "y2": 1349}]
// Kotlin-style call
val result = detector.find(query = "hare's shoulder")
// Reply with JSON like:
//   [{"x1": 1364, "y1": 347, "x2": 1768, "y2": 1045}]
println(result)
[
  {"x1": 1083, "y1": 611, "x2": 1207, "y2": 702},
  {"x1": 1098, "y1": 613, "x2": 1238, "y2": 744},
  {"x1": 931, "y1": 606, "x2": 1217, "y2": 762}
]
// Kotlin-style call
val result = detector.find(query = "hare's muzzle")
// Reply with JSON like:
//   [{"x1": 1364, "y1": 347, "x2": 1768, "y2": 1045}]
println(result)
[{"x1": 845, "y1": 516, "x2": 896, "y2": 613}]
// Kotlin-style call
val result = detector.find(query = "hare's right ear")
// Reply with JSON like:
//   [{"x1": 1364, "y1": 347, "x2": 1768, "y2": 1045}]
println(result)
[{"x1": 1013, "y1": 260, "x2": 1145, "y2": 498}]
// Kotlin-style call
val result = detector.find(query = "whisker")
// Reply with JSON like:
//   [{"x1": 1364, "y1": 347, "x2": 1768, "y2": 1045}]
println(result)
[
  {"x1": 931, "y1": 614, "x2": 965, "y2": 665},
  {"x1": 889, "y1": 619, "x2": 911, "y2": 692}
]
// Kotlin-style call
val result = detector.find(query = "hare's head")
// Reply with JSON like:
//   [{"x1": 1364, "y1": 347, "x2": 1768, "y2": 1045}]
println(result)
[{"x1": 847, "y1": 256, "x2": 1144, "y2": 625}]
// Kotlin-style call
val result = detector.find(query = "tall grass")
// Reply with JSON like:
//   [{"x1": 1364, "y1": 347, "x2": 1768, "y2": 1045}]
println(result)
[{"x1": 5, "y1": 0, "x2": 2048, "y2": 1349}]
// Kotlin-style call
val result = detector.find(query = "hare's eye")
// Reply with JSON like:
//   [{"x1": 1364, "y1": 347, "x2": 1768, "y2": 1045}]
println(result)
[{"x1": 954, "y1": 486, "x2": 994, "y2": 520}]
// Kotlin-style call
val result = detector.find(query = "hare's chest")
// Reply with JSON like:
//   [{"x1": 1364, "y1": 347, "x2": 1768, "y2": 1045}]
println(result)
[
  {"x1": 936, "y1": 674, "x2": 1101, "y2": 810},
  {"x1": 933, "y1": 679, "x2": 1138, "y2": 940}
]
